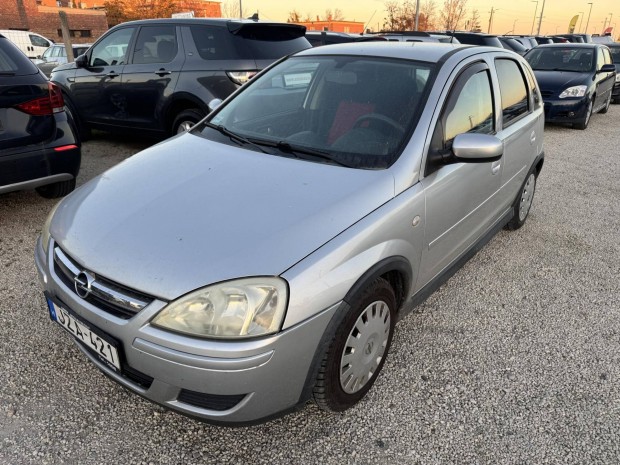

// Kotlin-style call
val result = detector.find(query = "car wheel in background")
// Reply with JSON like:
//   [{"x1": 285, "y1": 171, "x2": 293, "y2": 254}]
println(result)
[
  {"x1": 313, "y1": 277, "x2": 396, "y2": 412},
  {"x1": 172, "y1": 109, "x2": 205, "y2": 135},
  {"x1": 35, "y1": 179, "x2": 76, "y2": 199},
  {"x1": 598, "y1": 93, "x2": 612, "y2": 114},
  {"x1": 506, "y1": 171, "x2": 537, "y2": 230},
  {"x1": 64, "y1": 97, "x2": 90, "y2": 142},
  {"x1": 574, "y1": 98, "x2": 593, "y2": 130}
]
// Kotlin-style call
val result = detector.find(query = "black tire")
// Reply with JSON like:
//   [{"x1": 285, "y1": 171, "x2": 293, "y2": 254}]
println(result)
[
  {"x1": 171, "y1": 109, "x2": 205, "y2": 136},
  {"x1": 64, "y1": 97, "x2": 90, "y2": 142},
  {"x1": 599, "y1": 93, "x2": 612, "y2": 114},
  {"x1": 573, "y1": 98, "x2": 593, "y2": 130},
  {"x1": 313, "y1": 277, "x2": 396, "y2": 412},
  {"x1": 36, "y1": 179, "x2": 76, "y2": 199},
  {"x1": 505, "y1": 170, "x2": 537, "y2": 231}
]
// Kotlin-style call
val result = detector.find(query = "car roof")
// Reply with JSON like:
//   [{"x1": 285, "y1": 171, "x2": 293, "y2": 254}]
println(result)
[
  {"x1": 293, "y1": 42, "x2": 506, "y2": 63},
  {"x1": 113, "y1": 18, "x2": 300, "y2": 28},
  {"x1": 535, "y1": 43, "x2": 603, "y2": 49}
]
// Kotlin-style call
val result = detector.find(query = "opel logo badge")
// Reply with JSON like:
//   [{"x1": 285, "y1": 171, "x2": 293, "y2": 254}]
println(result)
[{"x1": 74, "y1": 271, "x2": 95, "y2": 299}]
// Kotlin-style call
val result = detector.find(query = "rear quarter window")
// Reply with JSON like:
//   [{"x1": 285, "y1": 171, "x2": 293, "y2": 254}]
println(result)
[{"x1": 0, "y1": 38, "x2": 38, "y2": 75}]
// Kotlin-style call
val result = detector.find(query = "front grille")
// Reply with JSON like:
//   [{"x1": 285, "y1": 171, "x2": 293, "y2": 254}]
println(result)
[
  {"x1": 53, "y1": 245, "x2": 154, "y2": 319},
  {"x1": 177, "y1": 389, "x2": 246, "y2": 411}
]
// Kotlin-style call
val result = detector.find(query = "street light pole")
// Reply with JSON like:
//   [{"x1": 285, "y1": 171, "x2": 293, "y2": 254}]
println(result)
[
  {"x1": 585, "y1": 2, "x2": 593, "y2": 35},
  {"x1": 531, "y1": 1, "x2": 539, "y2": 35},
  {"x1": 488, "y1": 7, "x2": 498, "y2": 34},
  {"x1": 578, "y1": 11, "x2": 584, "y2": 33},
  {"x1": 536, "y1": 0, "x2": 546, "y2": 35},
  {"x1": 415, "y1": 0, "x2": 420, "y2": 31}
]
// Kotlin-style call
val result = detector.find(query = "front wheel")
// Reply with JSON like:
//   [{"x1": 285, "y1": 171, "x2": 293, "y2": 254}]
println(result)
[
  {"x1": 599, "y1": 93, "x2": 612, "y2": 114},
  {"x1": 574, "y1": 98, "x2": 593, "y2": 130},
  {"x1": 505, "y1": 171, "x2": 536, "y2": 231},
  {"x1": 313, "y1": 277, "x2": 396, "y2": 412},
  {"x1": 36, "y1": 179, "x2": 76, "y2": 198},
  {"x1": 171, "y1": 109, "x2": 205, "y2": 136}
]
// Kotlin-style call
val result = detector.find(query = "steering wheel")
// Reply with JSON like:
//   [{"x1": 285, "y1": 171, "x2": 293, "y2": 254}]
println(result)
[{"x1": 353, "y1": 113, "x2": 405, "y2": 135}]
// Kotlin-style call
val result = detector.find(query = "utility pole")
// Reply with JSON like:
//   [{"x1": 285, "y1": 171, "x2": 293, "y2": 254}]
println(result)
[
  {"x1": 531, "y1": 1, "x2": 539, "y2": 35},
  {"x1": 603, "y1": 16, "x2": 609, "y2": 32},
  {"x1": 239, "y1": 0, "x2": 242, "y2": 18},
  {"x1": 488, "y1": 7, "x2": 498, "y2": 34},
  {"x1": 578, "y1": 11, "x2": 584, "y2": 33},
  {"x1": 415, "y1": 0, "x2": 420, "y2": 31},
  {"x1": 609, "y1": 13, "x2": 614, "y2": 32},
  {"x1": 585, "y1": 2, "x2": 593, "y2": 35},
  {"x1": 536, "y1": 0, "x2": 546, "y2": 35}
]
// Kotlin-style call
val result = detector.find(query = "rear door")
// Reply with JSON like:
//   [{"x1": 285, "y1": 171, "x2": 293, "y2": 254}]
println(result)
[
  {"x1": 119, "y1": 25, "x2": 184, "y2": 131},
  {"x1": 71, "y1": 27, "x2": 136, "y2": 127},
  {"x1": 417, "y1": 60, "x2": 503, "y2": 287}
]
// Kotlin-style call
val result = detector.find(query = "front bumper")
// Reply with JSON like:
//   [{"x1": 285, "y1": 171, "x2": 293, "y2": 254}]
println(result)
[
  {"x1": 543, "y1": 96, "x2": 589, "y2": 123},
  {"x1": 35, "y1": 237, "x2": 339, "y2": 424}
]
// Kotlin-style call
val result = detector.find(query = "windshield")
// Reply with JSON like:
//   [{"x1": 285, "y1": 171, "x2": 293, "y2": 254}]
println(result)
[
  {"x1": 199, "y1": 55, "x2": 435, "y2": 169},
  {"x1": 526, "y1": 47, "x2": 594, "y2": 72}
]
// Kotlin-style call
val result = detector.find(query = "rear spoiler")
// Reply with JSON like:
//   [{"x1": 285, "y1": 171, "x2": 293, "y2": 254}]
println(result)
[{"x1": 227, "y1": 22, "x2": 306, "y2": 38}]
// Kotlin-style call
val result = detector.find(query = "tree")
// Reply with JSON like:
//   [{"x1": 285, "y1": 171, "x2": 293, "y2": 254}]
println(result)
[
  {"x1": 104, "y1": 0, "x2": 126, "y2": 27},
  {"x1": 466, "y1": 8, "x2": 481, "y2": 32},
  {"x1": 221, "y1": 0, "x2": 244, "y2": 18},
  {"x1": 420, "y1": 0, "x2": 437, "y2": 30},
  {"x1": 287, "y1": 10, "x2": 301, "y2": 23},
  {"x1": 323, "y1": 9, "x2": 344, "y2": 21},
  {"x1": 440, "y1": 0, "x2": 468, "y2": 30}
]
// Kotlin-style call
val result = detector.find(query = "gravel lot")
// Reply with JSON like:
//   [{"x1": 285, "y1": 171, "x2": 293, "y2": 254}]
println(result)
[{"x1": 1, "y1": 108, "x2": 619, "y2": 465}]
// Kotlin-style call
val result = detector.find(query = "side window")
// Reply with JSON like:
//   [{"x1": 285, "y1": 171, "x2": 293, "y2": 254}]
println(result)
[
  {"x1": 90, "y1": 28, "x2": 134, "y2": 67},
  {"x1": 50, "y1": 46, "x2": 62, "y2": 58},
  {"x1": 29, "y1": 34, "x2": 50, "y2": 48},
  {"x1": 444, "y1": 69, "x2": 494, "y2": 143},
  {"x1": 189, "y1": 26, "x2": 236, "y2": 60},
  {"x1": 495, "y1": 59, "x2": 529, "y2": 126},
  {"x1": 427, "y1": 64, "x2": 494, "y2": 174},
  {"x1": 596, "y1": 48, "x2": 605, "y2": 70},
  {"x1": 132, "y1": 26, "x2": 178, "y2": 65},
  {"x1": 42, "y1": 47, "x2": 53, "y2": 59},
  {"x1": 524, "y1": 65, "x2": 542, "y2": 110},
  {"x1": 603, "y1": 48, "x2": 612, "y2": 65}
]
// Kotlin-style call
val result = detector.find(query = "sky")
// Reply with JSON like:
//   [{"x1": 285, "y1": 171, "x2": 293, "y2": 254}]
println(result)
[{"x1": 239, "y1": 0, "x2": 619, "y2": 36}]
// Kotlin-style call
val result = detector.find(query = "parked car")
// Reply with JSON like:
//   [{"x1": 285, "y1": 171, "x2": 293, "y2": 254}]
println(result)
[
  {"x1": 533, "y1": 36, "x2": 554, "y2": 45},
  {"x1": 36, "y1": 42, "x2": 544, "y2": 424},
  {"x1": 508, "y1": 35, "x2": 538, "y2": 49},
  {"x1": 443, "y1": 32, "x2": 503, "y2": 48},
  {"x1": 306, "y1": 31, "x2": 385, "y2": 47},
  {"x1": 0, "y1": 29, "x2": 53, "y2": 59},
  {"x1": 550, "y1": 34, "x2": 585, "y2": 43},
  {"x1": 608, "y1": 43, "x2": 620, "y2": 103},
  {"x1": 34, "y1": 43, "x2": 92, "y2": 77},
  {"x1": 498, "y1": 37, "x2": 528, "y2": 55},
  {"x1": 50, "y1": 18, "x2": 310, "y2": 139},
  {"x1": 525, "y1": 43, "x2": 616, "y2": 129},
  {"x1": 376, "y1": 31, "x2": 458, "y2": 43},
  {"x1": 0, "y1": 34, "x2": 80, "y2": 198}
]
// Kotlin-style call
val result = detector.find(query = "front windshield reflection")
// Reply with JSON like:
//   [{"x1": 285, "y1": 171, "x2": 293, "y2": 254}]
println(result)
[{"x1": 198, "y1": 56, "x2": 434, "y2": 169}]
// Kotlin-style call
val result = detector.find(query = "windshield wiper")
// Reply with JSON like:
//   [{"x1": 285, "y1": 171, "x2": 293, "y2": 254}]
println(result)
[
  {"x1": 265, "y1": 140, "x2": 353, "y2": 168},
  {"x1": 203, "y1": 122, "x2": 270, "y2": 154}
]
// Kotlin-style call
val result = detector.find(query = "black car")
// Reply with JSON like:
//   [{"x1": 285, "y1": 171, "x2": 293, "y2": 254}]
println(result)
[
  {"x1": 443, "y1": 32, "x2": 503, "y2": 48},
  {"x1": 608, "y1": 43, "x2": 620, "y2": 103},
  {"x1": 498, "y1": 37, "x2": 528, "y2": 55},
  {"x1": 0, "y1": 34, "x2": 80, "y2": 198},
  {"x1": 50, "y1": 18, "x2": 310, "y2": 139},
  {"x1": 525, "y1": 43, "x2": 616, "y2": 129},
  {"x1": 35, "y1": 43, "x2": 92, "y2": 77},
  {"x1": 306, "y1": 31, "x2": 385, "y2": 46}
]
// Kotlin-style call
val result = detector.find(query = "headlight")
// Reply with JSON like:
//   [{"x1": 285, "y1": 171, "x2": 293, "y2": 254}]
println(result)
[
  {"x1": 41, "y1": 201, "x2": 61, "y2": 255},
  {"x1": 151, "y1": 277, "x2": 288, "y2": 339},
  {"x1": 559, "y1": 85, "x2": 587, "y2": 98},
  {"x1": 615, "y1": 74, "x2": 620, "y2": 83}
]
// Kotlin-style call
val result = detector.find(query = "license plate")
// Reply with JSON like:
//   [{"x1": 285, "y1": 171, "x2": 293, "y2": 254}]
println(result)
[{"x1": 46, "y1": 297, "x2": 121, "y2": 371}]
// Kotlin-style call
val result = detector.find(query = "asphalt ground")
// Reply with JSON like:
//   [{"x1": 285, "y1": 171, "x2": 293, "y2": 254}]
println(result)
[{"x1": 1, "y1": 108, "x2": 619, "y2": 464}]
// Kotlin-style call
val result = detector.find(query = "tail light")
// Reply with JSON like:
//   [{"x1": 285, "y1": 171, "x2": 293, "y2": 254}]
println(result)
[
  {"x1": 226, "y1": 71, "x2": 257, "y2": 85},
  {"x1": 15, "y1": 82, "x2": 65, "y2": 116}
]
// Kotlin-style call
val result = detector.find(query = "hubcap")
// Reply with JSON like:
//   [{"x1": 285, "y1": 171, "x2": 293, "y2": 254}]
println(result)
[
  {"x1": 585, "y1": 100, "x2": 593, "y2": 124},
  {"x1": 519, "y1": 173, "x2": 536, "y2": 222},
  {"x1": 177, "y1": 121, "x2": 194, "y2": 134},
  {"x1": 339, "y1": 300, "x2": 391, "y2": 394}
]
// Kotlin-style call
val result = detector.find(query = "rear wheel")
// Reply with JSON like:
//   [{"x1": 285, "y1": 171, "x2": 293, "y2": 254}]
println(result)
[
  {"x1": 171, "y1": 109, "x2": 205, "y2": 135},
  {"x1": 313, "y1": 277, "x2": 396, "y2": 412},
  {"x1": 36, "y1": 179, "x2": 76, "y2": 198},
  {"x1": 505, "y1": 171, "x2": 536, "y2": 231}
]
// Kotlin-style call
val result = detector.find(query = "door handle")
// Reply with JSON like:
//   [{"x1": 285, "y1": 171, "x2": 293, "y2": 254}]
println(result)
[
  {"x1": 106, "y1": 71, "x2": 119, "y2": 78},
  {"x1": 155, "y1": 68, "x2": 172, "y2": 76},
  {"x1": 491, "y1": 161, "x2": 501, "y2": 175}
]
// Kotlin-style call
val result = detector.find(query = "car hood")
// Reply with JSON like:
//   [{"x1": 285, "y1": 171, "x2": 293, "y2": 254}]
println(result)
[
  {"x1": 532, "y1": 70, "x2": 592, "y2": 92},
  {"x1": 51, "y1": 133, "x2": 395, "y2": 301}
]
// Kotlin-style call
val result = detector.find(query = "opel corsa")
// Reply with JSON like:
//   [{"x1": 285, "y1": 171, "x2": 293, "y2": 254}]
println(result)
[{"x1": 36, "y1": 43, "x2": 545, "y2": 424}]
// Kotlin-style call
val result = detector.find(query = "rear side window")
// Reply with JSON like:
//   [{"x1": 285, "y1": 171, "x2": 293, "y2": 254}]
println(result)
[
  {"x1": 190, "y1": 25, "x2": 308, "y2": 61},
  {"x1": 0, "y1": 38, "x2": 38, "y2": 75},
  {"x1": 133, "y1": 26, "x2": 178, "y2": 64},
  {"x1": 495, "y1": 59, "x2": 529, "y2": 126}
]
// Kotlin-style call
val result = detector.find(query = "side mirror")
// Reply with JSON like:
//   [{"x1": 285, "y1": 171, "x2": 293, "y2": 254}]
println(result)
[
  {"x1": 75, "y1": 54, "x2": 87, "y2": 68},
  {"x1": 452, "y1": 133, "x2": 504, "y2": 162},
  {"x1": 208, "y1": 98, "x2": 223, "y2": 112},
  {"x1": 598, "y1": 63, "x2": 616, "y2": 73}
]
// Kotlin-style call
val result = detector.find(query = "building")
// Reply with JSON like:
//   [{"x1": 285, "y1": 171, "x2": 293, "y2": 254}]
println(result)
[
  {"x1": 175, "y1": 1, "x2": 221, "y2": 18},
  {"x1": 0, "y1": 0, "x2": 108, "y2": 43},
  {"x1": 296, "y1": 20, "x2": 364, "y2": 34}
]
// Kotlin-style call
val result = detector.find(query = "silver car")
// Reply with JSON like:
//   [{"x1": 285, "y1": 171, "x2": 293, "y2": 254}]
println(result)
[{"x1": 35, "y1": 43, "x2": 544, "y2": 424}]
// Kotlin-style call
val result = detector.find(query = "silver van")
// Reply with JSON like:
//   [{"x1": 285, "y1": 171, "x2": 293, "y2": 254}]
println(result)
[{"x1": 36, "y1": 43, "x2": 544, "y2": 425}]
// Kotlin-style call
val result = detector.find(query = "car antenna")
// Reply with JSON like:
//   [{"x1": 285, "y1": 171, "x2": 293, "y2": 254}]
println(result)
[{"x1": 450, "y1": 30, "x2": 456, "y2": 44}]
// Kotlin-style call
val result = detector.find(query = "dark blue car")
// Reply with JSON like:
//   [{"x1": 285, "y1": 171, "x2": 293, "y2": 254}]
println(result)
[
  {"x1": 607, "y1": 43, "x2": 620, "y2": 103},
  {"x1": 525, "y1": 43, "x2": 616, "y2": 129}
]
